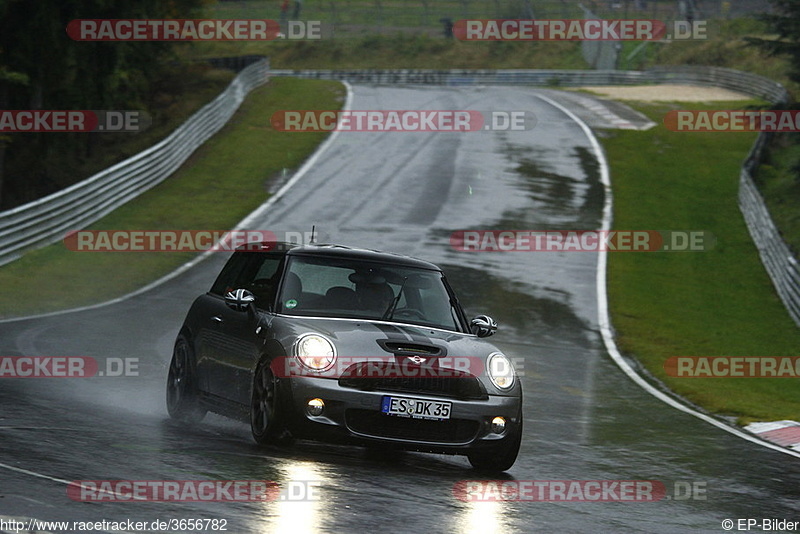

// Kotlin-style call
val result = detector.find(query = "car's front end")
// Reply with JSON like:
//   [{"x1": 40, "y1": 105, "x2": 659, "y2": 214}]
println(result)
[{"x1": 268, "y1": 316, "x2": 522, "y2": 469}]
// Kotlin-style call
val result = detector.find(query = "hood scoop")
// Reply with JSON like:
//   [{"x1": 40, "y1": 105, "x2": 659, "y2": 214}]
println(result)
[{"x1": 377, "y1": 340, "x2": 446, "y2": 357}]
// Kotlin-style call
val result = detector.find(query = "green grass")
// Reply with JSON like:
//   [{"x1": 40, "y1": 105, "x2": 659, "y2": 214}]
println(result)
[
  {"x1": 180, "y1": 16, "x2": 800, "y2": 100},
  {"x1": 602, "y1": 101, "x2": 800, "y2": 424},
  {"x1": 208, "y1": 0, "x2": 590, "y2": 36},
  {"x1": 206, "y1": 0, "x2": 765, "y2": 39},
  {"x1": 187, "y1": 33, "x2": 589, "y2": 70},
  {"x1": 0, "y1": 78, "x2": 345, "y2": 318},
  {"x1": 176, "y1": 9, "x2": 799, "y2": 100}
]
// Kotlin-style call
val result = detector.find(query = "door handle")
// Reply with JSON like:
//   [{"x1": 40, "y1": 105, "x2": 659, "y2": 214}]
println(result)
[{"x1": 211, "y1": 316, "x2": 223, "y2": 323}]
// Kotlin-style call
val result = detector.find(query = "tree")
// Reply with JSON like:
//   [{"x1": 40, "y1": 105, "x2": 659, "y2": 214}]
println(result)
[
  {"x1": 0, "y1": 65, "x2": 28, "y2": 206},
  {"x1": 745, "y1": 0, "x2": 800, "y2": 86},
  {"x1": 0, "y1": 0, "x2": 205, "y2": 208}
]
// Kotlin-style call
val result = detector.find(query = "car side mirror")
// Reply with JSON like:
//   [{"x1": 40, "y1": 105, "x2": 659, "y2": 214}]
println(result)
[
  {"x1": 470, "y1": 315, "x2": 497, "y2": 337},
  {"x1": 225, "y1": 289, "x2": 256, "y2": 312}
]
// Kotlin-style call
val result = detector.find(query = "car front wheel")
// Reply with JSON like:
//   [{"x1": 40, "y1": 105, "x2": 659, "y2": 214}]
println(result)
[
  {"x1": 250, "y1": 360, "x2": 289, "y2": 445},
  {"x1": 166, "y1": 336, "x2": 206, "y2": 423}
]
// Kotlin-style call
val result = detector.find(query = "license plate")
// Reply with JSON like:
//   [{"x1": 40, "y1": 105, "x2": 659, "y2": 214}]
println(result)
[{"x1": 381, "y1": 396, "x2": 451, "y2": 420}]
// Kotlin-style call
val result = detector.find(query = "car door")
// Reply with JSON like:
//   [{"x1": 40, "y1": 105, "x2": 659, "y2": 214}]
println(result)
[
  {"x1": 197, "y1": 251, "x2": 284, "y2": 404},
  {"x1": 201, "y1": 295, "x2": 262, "y2": 404}
]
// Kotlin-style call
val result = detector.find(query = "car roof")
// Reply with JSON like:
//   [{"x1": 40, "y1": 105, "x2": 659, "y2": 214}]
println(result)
[{"x1": 238, "y1": 241, "x2": 442, "y2": 271}]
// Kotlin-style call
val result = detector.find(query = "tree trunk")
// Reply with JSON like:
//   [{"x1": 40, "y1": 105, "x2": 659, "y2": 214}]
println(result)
[{"x1": 0, "y1": 81, "x2": 8, "y2": 208}]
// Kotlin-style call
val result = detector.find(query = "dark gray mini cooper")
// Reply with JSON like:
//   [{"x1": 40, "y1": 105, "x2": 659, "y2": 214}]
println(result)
[{"x1": 166, "y1": 242, "x2": 522, "y2": 471}]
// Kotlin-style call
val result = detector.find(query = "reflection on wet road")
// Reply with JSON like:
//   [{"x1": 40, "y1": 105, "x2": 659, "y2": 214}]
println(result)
[{"x1": 0, "y1": 85, "x2": 798, "y2": 534}]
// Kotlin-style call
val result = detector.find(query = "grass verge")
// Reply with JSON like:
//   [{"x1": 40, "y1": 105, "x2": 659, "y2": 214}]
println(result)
[
  {"x1": 188, "y1": 34, "x2": 589, "y2": 70},
  {"x1": 0, "y1": 78, "x2": 345, "y2": 319},
  {"x1": 602, "y1": 101, "x2": 800, "y2": 424}
]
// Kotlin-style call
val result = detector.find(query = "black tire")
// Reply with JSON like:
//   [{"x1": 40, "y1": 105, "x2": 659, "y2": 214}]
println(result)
[
  {"x1": 250, "y1": 360, "x2": 289, "y2": 445},
  {"x1": 166, "y1": 336, "x2": 206, "y2": 423},
  {"x1": 467, "y1": 416, "x2": 522, "y2": 472}
]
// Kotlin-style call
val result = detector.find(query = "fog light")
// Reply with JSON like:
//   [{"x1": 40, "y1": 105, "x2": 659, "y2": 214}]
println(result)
[
  {"x1": 491, "y1": 416, "x2": 506, "y2": 434},
  {"x1": 307, "y1": 398, "x2": 325, "y2": 416}
]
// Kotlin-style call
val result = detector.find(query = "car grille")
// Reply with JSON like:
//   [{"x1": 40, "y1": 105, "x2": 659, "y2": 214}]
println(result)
[
  {"x1": 345, "y1": 409, "x2": 480, "y2": 444},
  {"x1": 338, "y1": 361, "x2": 487, "y2": 400}
]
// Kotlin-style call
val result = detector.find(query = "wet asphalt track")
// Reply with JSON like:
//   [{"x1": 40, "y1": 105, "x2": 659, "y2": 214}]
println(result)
[{"x1": 0, "y1": 85, "x2": 799, "y2": 534}]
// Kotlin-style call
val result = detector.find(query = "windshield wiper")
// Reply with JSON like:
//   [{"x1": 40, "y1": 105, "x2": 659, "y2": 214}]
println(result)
[{"x1": 382, "y1": 277, "x2": 408, "y2": 321}]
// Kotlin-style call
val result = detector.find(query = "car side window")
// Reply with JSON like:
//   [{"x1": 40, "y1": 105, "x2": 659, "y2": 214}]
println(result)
[
  {"x1": 210, "y1": 253, "x2": 250, "y2": 296},
  {"x1": 210, "y1": 252, "x2": 285, "y2": 307},
  {"x1": 253, "y1": 257, "x2": 281, "y2": 281},
  {"x1": 248, "y1": 256, "x2": 283, "y2": 310}
]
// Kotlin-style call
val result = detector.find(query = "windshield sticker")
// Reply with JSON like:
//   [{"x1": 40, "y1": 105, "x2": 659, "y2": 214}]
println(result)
[{"x1": 285, "y1": 299, "x2": 298, "y2": 309}]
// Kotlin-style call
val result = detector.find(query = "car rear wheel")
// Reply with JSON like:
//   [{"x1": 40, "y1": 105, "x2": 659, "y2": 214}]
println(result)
[
  {"x1": 467, "y1": 415, "x2": 522, "y2": 472},
  {"x1": 250, "y1": 360, "x2": 288, "y2": 445},
  {"x1": 166, "y1": 336, "x2": 206, "y2": 423}
]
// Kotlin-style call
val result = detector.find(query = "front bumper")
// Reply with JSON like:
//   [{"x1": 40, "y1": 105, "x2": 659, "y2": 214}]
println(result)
[{"x1": 280, "y1": 375, "x2": 522, "y2": 455}]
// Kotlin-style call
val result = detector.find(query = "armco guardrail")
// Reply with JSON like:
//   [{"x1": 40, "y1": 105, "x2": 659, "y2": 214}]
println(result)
[
  {"x1": 269, "y1": 66, "x2": 791, "y2": 102},
  {"x1": 0, "y1": 58, "x2": 270, "y2": 267},
  {"x1": 272, "y1": 66, "x2": 799, "y2": 326},
  {"x1": 269, "y1": 68, "x2": 654, "y2": 86},
  {"x1": 739, "y1": 126, "x2": 800, "y2": 327}
]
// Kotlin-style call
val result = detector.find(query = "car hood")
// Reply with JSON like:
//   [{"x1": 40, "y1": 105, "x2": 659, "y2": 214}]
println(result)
[{"x1": 269, "y1": 315, "x2": 499, "y2": 360}]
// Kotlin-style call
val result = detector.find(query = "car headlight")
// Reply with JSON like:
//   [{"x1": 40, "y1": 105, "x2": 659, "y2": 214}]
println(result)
[
  {"x1": 294, "y1": 333, "x2": 336, "y2": 372},
  {"x1": 487, "y1": 352, "x2": 515, "y2": 391}
]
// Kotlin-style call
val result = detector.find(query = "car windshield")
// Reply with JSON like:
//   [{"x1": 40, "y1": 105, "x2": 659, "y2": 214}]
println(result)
[{"x1": 278, "y1": 255, "x2": 462, "y2": 331}]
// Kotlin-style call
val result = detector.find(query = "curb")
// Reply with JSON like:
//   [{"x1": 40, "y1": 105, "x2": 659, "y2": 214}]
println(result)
[{"x1": 746, "y1": 421, "x2": 800, "y2": 451}]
